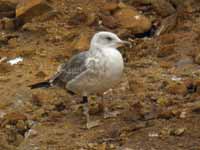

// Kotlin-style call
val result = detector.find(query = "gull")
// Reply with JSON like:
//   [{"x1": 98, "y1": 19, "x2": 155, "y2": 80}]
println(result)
[{"x1": 29, "y1": 31, "x2": 130, "y2": 129}]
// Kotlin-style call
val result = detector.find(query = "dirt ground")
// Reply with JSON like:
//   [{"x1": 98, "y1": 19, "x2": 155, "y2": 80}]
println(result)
[{"x1": 1, "y1": 0, "x2": 200, "y2": 150}]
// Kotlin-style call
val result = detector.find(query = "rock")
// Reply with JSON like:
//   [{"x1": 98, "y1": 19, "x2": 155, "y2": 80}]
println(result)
[
  {"x1": 160, "y1": 127, "x2": 172, "y2": 136},
  {"x1": 158, "y1": 107, "x2": 181, "y2": 119},
  {"x1": 25, "y1": 129, "x2": 38, "y2": 138},
  {"x1": 114, "y1": 7, "x2": 151, "y2": 34},
  {"x1": 175, "y1": 57, "x2": 194, "y2": 68},
  {"x1": 109, "y1": 144, "x2": 115, "y2": 149},
  {"x1": 155, "y1": 13, "x2": 177, "y2": 36},
  {"x1": 0, "y1": 98, "x2": 12, "y2": 110},
  {"x1": 2, "y1": 112, "x2": 27, "y2": 126},
  {"x1": 183, "y1": 79, "x2": 196, "y2": 93},
  {"x1": 0, "y1": 0, "x2": 18, "y2": 8},
  {"x1": 16, "y1": 0, "x2": 52, "y2": 22},
  {"x1": 88, "y1": 143, "x2": 98, "y2": 149},
  {"x1": 0, "y1": 0, "x2": 19, "y2": 18},
  {"x1": 15, "y1": 134, "x2": 24, "y2": 146},
  {"x1": 0, "y1": 11, "x2": 15, "y2": 19},
  {"x1": 35, "y1": 71, "x2": 47, "y2": 78},
  {"x1": 170, "y1": 0, "x2": 184, "y2": 8},
  {"x1": 182, "y1": 0, "x2": 198, "y2": 13},
  {"x1": 184, "y1": 101, "x2": 200, "y2": 113},
  {"x1": 159, "y1": 61, "x2": 173, "y2": 68},
  {"x1": 159, "y1": 33, "x2": 176, "y2": 45},
  {"x1": 118, "y1": 1, "x2": 127, "y2": 9},
  {"x1": 151, "y1": 0, "x2": 176, "y2": 17},
  {"x1": 36, "y1": 9, "x2": 59, "y2": 22},
  {"x1": 0, "y1": 32, "x2": 8, "y2": 44},
  {"x1": 71, "y1": 32, "x2": 90, "y2": 51},
  {"x1": 68, "y1": 12, "x2": 87, "y2": 26},
  {"x1": 16, "y1": 120, "x2": 27, "y2": 132},
  {"x1": 25, "y1": 120, "x2": 36, "y2": 128},
  {"x1": 179, "y1": 111, "x2": 187, "y2": 118},
  {"x1": 148, "y1": 132, "x2": 159, "y2": 137},
  {"x1": 87, "y1": 13, "x2": 97, "y2": 26},
  {"x1": 97, "y1": 143, "x2": 107, "y2": 150},
  {"x1": 170, "y1": 128, "x2": 186, "y2": 136},
  {"x1": 21, "y1": 22, "x2": 42, "y2": 32},
  {"x1": 0, "y1": 17, "x2": 15, "y2": 30},
  {"x1": 157, "y1": 97, "x2": 170, "y2": 106},
  {"x1": 166, "y1": 81, "x2": 187, "y2": 95},
  {"x1": 0, "y1": 111, "x2": 6, "y2": 119},
  {"x1": 8, "y1": 37, "x2": 18, "y2": 47},
  {"x1": 0, "y1": 57, "x2": 7, "y2": 63},
  {"x1": 0, "y1": 63, "x2": 12, "y2": 74},
  {"x1": 101, "y1": 14, "x2": 118, "y2": 29},
  {"x1": 33, "y1": 108, "x2": 46, "y2": 119},
  {"x1": 54, "y1": 102, "x2": 66, "y2": 112},
  {"x1": 48, "y1": 111, "x2": 63, "y2": 122},
  {"x1": 157, "y1": 45, "x2": 175, "y2": 57},
  {"x1": 194, "y1": 54, "x2": 200, "y2": 65},
  {"x1": 102, "y1": 2, "x2": 118, "y2": 12},
  {"x1": 161, "y1": 126, "x2": 185, "y2": 137}
]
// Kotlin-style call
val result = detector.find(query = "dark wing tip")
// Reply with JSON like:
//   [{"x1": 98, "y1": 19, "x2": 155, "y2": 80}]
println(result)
[{"x1": 28, "y1": 81, "x2": 51, "y2": 89}]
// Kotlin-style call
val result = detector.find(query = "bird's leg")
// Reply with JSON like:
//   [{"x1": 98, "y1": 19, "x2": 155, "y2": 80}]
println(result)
[
  {"x1": 82, "y1": 96, "x2": 100, "y2": 129},
  {"x1": 101, "y1": 90, "x2": 120, "y2": 119}
]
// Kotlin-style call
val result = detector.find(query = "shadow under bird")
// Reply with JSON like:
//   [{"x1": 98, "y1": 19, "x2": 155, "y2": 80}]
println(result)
[{"x1": 29, "y1": 31, "x2": 130, "y2": 129}]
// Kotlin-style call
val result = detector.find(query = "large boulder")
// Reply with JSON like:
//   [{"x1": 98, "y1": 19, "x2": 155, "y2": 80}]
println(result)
[
  {"x1": 114, "y1": 7, "x2": 151, "y2": 34},
  {"x1": 16, "y1": 0, "x2": 52, "y2": 22}
]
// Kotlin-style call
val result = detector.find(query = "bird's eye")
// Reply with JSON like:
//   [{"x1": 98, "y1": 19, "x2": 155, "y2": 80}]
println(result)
[{"x1": 106, "y1": 37, "x2": 113, "y2": 41}]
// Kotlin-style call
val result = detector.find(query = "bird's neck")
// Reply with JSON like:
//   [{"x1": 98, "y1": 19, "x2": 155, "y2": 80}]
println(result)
[{"x1": 89, "y1": 44, "x2": 117, "y2": 52}]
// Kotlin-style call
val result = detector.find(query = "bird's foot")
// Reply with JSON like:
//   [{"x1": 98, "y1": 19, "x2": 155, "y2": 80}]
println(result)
[
  {"x1": 104, "y1": 110, "x2": 120, "y2": 119},
  {"x1": 86, "y1": 120, "x2": 100, "y2": 129}
]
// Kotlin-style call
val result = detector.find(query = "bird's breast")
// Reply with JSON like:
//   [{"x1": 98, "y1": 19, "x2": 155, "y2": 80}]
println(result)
[{"x1": 99, "y1": 48, "x2": 124, "y2": 82}]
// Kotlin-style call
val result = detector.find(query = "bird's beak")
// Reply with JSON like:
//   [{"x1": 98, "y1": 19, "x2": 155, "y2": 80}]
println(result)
[{"x1": 117, "y1": 40, "x2": 132, "y2": 48}]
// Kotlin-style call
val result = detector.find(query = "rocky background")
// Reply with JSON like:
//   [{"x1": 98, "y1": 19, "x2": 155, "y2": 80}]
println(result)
[{"x1": 1, "y1": 0, "x2": 200, "y2": 149}]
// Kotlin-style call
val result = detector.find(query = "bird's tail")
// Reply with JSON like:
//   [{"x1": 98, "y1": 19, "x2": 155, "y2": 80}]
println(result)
[{"x1": 28, "y1": 81, "x2": 51, "y2": 89}]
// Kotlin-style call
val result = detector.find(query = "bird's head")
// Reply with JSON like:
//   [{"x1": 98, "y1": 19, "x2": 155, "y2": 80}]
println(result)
[{"x1": 90, "y1": 31, "x2": 130, "y2": 49}]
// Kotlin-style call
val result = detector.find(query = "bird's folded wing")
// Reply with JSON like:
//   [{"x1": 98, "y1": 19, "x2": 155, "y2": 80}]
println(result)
[{"x1": 49, "y1": 51, "x2": 89, "y2": 88}]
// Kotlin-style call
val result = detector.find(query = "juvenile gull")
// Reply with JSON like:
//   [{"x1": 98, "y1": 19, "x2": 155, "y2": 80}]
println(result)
[{"x1": 29, "y1": 31, "x2": 130, "y2": 129}]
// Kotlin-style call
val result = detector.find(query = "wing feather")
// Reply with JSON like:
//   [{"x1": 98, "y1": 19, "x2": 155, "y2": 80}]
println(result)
[{"x1": 50, "y1": 51, "x2": 88, "y2": 88}]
